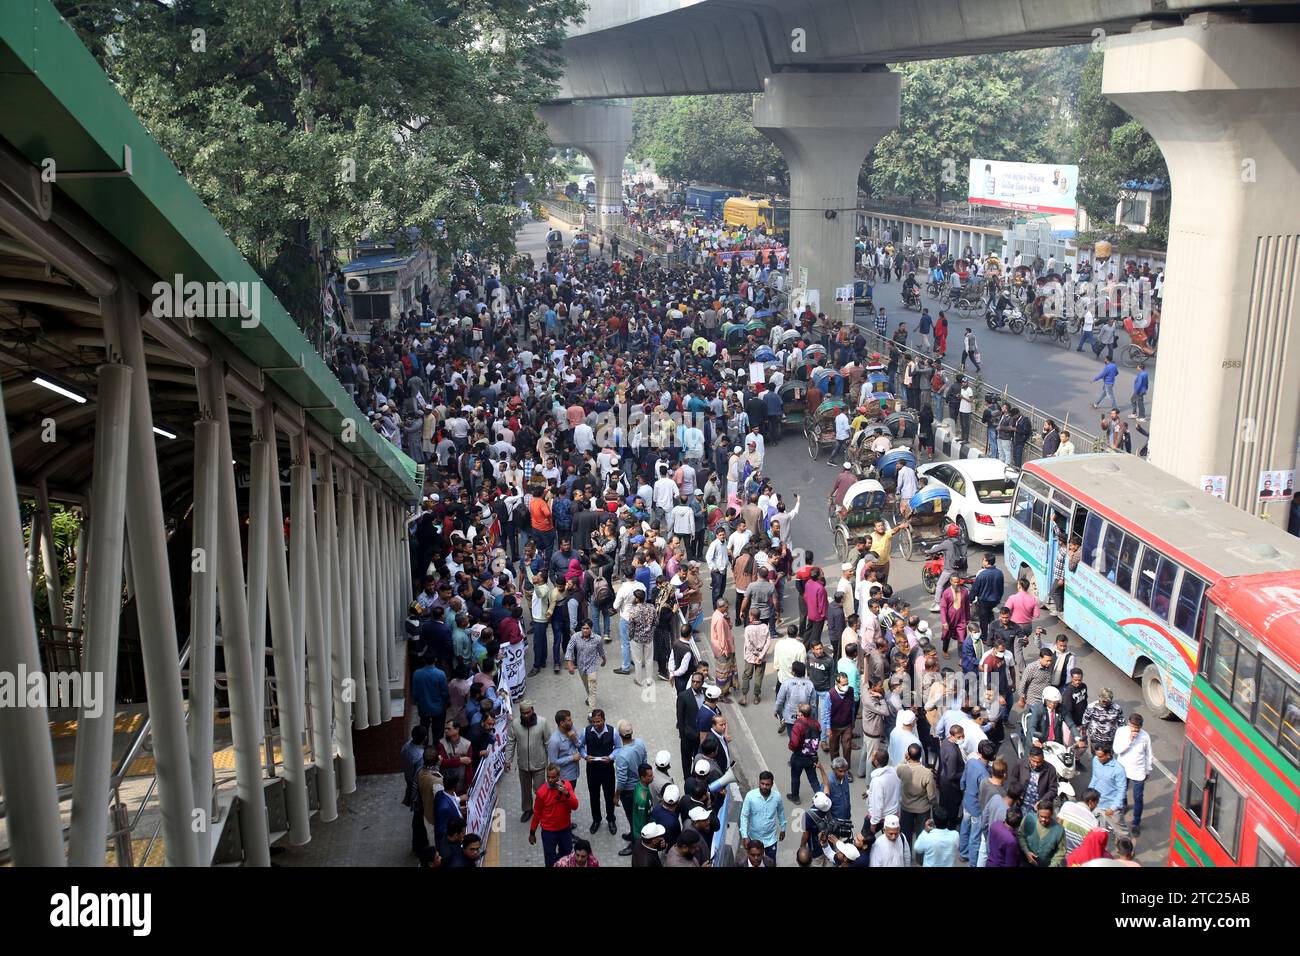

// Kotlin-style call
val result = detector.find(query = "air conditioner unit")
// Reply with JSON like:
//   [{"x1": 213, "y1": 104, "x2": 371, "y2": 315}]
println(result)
[{"x1": 346, "y1": 275, "x2": 369, "y2": 293}]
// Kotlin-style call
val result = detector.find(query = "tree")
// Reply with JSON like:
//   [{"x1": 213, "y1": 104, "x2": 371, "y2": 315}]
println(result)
[
  {"x1": 1073, "y1": 48, "x2": 1169, "y2": 225},
  {"x1": 867, "y1": 49, "x2": 1083, "y2": 206},
  {"x1": 57, "y1": 0, "x2": 581, "y2": 337},
  {"x1": 631, "y1": 95, "x2": 786, "y2": 192}
]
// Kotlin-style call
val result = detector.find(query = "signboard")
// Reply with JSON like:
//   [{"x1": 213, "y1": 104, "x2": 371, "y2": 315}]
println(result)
[
  {"x1": 500, "y1": 641, "x2": 528, "y2": 702},
  {"x1": 834, "y1": 285, "x2": 854, "y2": 303},
  {"x1": 1258, "y1": 469, "x2": 1295, "y2": 502},
  {"x1": 804, "y1": 289, "x2": 820, "y2": 315},
  {"x1": 711, "y1": 247, "x2": 785, "y2": 267},
  {"x1": 1199, "y1": 475, "x2": 1226, "y2": 500},
  {"x1": 465, "y1": 684, "x2": 513, "y2": 839},
  {"x1": 967, "y1": 159, "x2": 1078, "y2": 215},
  {"x1": 798, "y1": 266, "x2": 809, "y2": 288}
]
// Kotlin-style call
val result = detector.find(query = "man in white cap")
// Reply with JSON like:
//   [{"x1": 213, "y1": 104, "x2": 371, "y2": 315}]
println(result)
[
  {"x1": 870, "y1": 814, "x2": 911, "y2": 867},
  {"x1": 651, "y1": 750, "x2": 675, "y2": 804},
  {"x1": 832, "y1": 838, "x2": 862, "y2": 867},
  {"x1": 889, "y1": 709, "x2": 922, "y2": 767},
  {"x1": 800, "y1": 791, "x2": 835, "y2": 865},
  {"x1": 1028, "y1": 684, "x2": 1069, "y2": 747},
  {"x1": 835, "y1": 562, "x2": 857, "y2": 619},
  {"x1": 727, "y1": 445, "x2": 743, "y2": 501},
  {"x1": 687, "y1": 803, "x2": 717, "y2": 843},
  {"x1": 650, "y1": 784, "x2": 683, "y2": 848},
  {"x1": 631, "y1": 822, "x2": 667, "y2": 867}
]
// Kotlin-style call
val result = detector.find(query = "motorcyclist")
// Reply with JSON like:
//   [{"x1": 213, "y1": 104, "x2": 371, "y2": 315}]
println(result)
[
  {"x1": 902, "y1": 271, "x2": 920, "y2": 306},
  {"x1": 926, "y1": 523, "x2": 967, "y2": 611},
  {"x1": 987, "y1": 284, "x2": 1015, "y2": 326}
]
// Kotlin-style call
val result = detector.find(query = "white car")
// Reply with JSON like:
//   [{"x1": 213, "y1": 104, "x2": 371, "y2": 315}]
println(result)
[{"x1": 916, "y1": 457, "x2": 1018, "y2": 546}]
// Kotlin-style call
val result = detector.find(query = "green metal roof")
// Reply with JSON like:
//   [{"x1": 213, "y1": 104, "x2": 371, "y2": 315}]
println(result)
[{"x1": 0, "y1": 0, "x2": 418, "y2": 500}]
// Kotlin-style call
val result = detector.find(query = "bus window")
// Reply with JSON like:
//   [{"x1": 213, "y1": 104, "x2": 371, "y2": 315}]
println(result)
[
  {"x1": 1030, "y1": 498, "x2": 1049, "y2": 539},
  {"x1": 1081, "y1": 511, "x2": 1102, "y2": 567},
  {"x1": 1255, "y1": 663, "x2": 1285, "y2": 747},
  {"x1": 1012, "y1": 484, "x2": 1035, "y2": 531},
  {"x1": 1100, "y1": 525, "x2": 1123, "y2": 582},
  {"x1": 1206, "y1": 769, "x2": 1243, "y2": 860},
  {"x1": 1255, "y1": 830, "x2": 1288, "y2": 867},
  {"x1": 1117, "y1": 534, "x2": 1140, "y2": 593},
  {"x1": 1070, "y1": 504, "x2": 1089, "y2": 545},
  {"x1": 1134, "y1": 547, "x2": 1160, "y2": 607},
  {"x1": 1280, "y1": 684, "x2": 1300, "y2": 767},
  {"x1": 1230, "y1": 642, "x2": 1259, "y2": 715},
  {"x1": 1178, "y1": 742, "x2": 1208, "y2": 824},
  {"x1": 1207, "y1": 617, "x2": 1239, "y2": 701},
  {"x1": 1152, "y1": 558, "x2": 1178, "y2": 620},
  {"x1": 1173, "y1": 574, "x2": 1205, "y2": 639}
]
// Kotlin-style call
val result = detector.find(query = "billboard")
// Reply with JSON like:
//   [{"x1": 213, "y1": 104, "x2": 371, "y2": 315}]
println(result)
[{"x1": 968, "y1": 159, "x2": 1078, "y2": 215}]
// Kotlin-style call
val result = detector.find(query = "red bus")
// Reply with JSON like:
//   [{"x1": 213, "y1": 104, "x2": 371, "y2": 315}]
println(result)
[{"x1": 1171, "y1": 571, "x2": 1300, "y2": 866}]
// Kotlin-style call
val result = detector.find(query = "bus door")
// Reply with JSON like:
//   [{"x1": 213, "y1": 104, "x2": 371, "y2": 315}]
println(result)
[{"x1": 1174, "y1": 740, "x2": 1247, "y2": 866}]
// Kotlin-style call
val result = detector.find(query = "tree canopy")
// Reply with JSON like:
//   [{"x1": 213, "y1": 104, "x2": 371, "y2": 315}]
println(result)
[
  {"x1": 630, "y1": 94, "x2": 786, "y2": 192},
  {"x1": 1073, "y1": 48, "x2": 1169, "y2": 228},
  {"x1": 865, "y1": 48, "x2": 1085, "y2": 205},
  {"x1": 58, "y1": 0, "x2": 581, "y2": 333}
]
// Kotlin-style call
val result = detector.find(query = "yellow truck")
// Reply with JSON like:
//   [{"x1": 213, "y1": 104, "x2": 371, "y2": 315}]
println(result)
[{"x1": 722, "y1": 195, "x2": 790, "y2": 241}]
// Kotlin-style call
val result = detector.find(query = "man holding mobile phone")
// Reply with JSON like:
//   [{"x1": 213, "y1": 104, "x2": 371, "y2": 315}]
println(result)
[{"x1": 529, "y1": 764, "x2": 580, "y2": 866}]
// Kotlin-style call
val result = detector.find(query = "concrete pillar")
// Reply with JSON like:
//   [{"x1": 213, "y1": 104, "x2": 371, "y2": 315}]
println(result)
[
  {"x1": 1105, "y1": 17, "x2": 1300, "y2": 522},
  {"x1": 754, "y1": 72, "x2": 899, "y2": 309},
  {"x1": 539, "y1": 100, "x2": 633, "y2": 229}
]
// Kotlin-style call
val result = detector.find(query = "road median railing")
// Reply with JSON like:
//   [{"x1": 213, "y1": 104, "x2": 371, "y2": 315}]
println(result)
[{"x1": 851, "y1": 325, "x2": 1113, "y2": 460}]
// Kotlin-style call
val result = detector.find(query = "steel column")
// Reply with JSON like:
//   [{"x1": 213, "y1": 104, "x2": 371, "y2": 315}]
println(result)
[
  {"x1": 199, "y1": 361, "x2": 271, "y2": 866},
  {"x1": 371, "y1": 490, "x2": 392, "y2": 722},
  {"x1": 289, "y1": 451, "x2": 308, "y2": 733},
  {"x1": 0, "y1": 369, "x2": 66, "y2": 865},
  {"x1": 359, "y1": 487, "x2": 381, "y2": 726},
  {"x1": 68, "y1": 363, "x2": 132, "y2": 864},
  {"x1": 320, "y1": 454, "x2": 356, "y2": 793},
  {"x1": 68, "y1": 514, "x2": 87, "y2": 636},
  {"x1": 34, "y1": 481, "x2": 66, "y2": 666},
  {"x1": 186, "y1": 417, "x2": 220, "y2": 829},
  {"x1": 343, "y1": 471, "x2": 369, "y2": 730},
  {"x1": 295, "y1": 437, "x2": 338, "y2": 819},
  {"x1": 256, "y1": 404, "x2": 310, "y2": 845},
  {"x1": 117, "y1": 301, "x2": 200, "y2": 866},
  {"x1": 247, "y1": 432, "x2": 271, "y2": 742}
]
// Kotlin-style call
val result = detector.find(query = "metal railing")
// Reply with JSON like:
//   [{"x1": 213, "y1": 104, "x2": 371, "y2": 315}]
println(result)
[{"x1": 851, "y1": 325, "x2": 1113, "y2": 459}]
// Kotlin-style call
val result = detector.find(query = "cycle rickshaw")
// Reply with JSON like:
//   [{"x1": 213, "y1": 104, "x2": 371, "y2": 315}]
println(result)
[
  {"x1": 829, "y1": 478, "x2": 890, "y2": 564},
  {"x1": 897, "y1": 483, "x2": 958, "y2": 561},
  {"x1": 805, "y1": 397, "x2": 848, "y2": 460}
]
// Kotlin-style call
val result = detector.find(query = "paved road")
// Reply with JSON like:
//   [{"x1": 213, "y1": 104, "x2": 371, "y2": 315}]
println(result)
[
  {"x1": 491, "y1": 221, "x2": 1177, "y2": 867},
  {"x1": 869, "y1": 277, "x2": 1155, "y2": 450}
]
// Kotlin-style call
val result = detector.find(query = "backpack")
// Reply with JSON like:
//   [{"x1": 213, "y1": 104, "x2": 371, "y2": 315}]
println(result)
[
  {"x1": 952, "y1": 538, "x2": 969, "y2": 571},
  {"x1": 930, "y1": 372, "x2": 944, "y2": 392},
  {"x1": 591, "y1": 574, "x2": 613, "y2": 608}
]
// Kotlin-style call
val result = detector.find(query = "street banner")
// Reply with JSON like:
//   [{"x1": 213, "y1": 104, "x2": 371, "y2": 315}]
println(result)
[
  {"x1": 967, "y1": 159, "x2": 1078, "y2": 215},
  {"x1": 501, "y1": 641, "x2": 527, "y2": 702},
  {"x1": 465, "y1": 686, "x2": 513, "y2": 839}
]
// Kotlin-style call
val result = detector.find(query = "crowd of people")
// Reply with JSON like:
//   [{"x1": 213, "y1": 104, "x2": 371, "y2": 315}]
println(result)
[{"x1": 343, "y1": 217, "x2": 1157, "y2": 869}]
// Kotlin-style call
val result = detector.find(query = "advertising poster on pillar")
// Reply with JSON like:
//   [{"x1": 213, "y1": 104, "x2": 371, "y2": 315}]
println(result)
[
  {"x1": 967, "y1": 159, "x2": 1079, "y2": 215},
  {"x1": 1258, "y1": 469, "x2": 1295, "y2": 502}
]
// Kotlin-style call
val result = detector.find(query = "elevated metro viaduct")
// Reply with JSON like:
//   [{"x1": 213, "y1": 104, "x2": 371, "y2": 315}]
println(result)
[
  {"x1": 540, "y1": 0, "x2": 1300, "y2": 526},
  {"x1": 0, "y1": 2, "x2": 416, "y2": 865}
]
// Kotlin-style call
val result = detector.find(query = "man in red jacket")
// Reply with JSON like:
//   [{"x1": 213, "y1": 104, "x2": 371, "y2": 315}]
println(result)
[{"x1": 530, "y1": 763, "x2": 580, "y2": 866}]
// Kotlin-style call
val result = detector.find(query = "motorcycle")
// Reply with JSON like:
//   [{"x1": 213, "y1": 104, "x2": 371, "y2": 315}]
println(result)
[
  {"x1": 1012, "y1": 711, "x2": 1079, "y2": 808},
  {"x1": 922, "y1": 552, "x2": 944, "y2": 594},
  {"x1": 901, "y1": 286, "x2": 922, "y2": 311},
  {"x1": 985, "y1": 300, "x2": 1025, "y2": 335}
]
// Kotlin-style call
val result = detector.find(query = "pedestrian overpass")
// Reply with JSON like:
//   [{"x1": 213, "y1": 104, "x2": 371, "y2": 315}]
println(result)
[
  {"x1": 544, "y1": 0, "x2": 1300, "y2": 524},
  {"x1": 0, "y1": 2, "x2": 416, "y2": 865}
]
